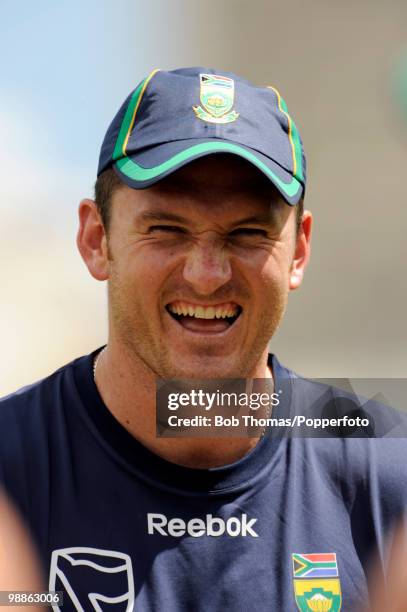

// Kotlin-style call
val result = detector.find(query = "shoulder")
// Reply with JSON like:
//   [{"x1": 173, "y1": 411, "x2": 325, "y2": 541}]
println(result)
[
  {"x1": 0, "y1": 352, "x2": 94, "y2": 468},
  {"x1": 275, "y1": 357, "x2": 407, "y2": 441},
  {"x1": 0, "y1": 350, "x2": 97, "y2": 415},
  {"x1": 0, "y1": 360, "x2": 75, "y2": 427},
  {"x1": 0, "y1": 352, "x2": 97, "y2": 516},
  {"x1": 273, "y1": 355, "x2": 407, "y2": 495}
]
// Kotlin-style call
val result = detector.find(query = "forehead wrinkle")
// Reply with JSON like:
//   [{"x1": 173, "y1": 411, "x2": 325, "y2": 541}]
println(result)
[
  {"x1": 152, "y1": 177, "x2": 277, "y2": 201},
  {"x1": 148, "y1": 161, "x2": 280, "y2": 198},
  {"x1": 147, "y1": 180, "x2": 283, "y2": 212},
  {"x1": 128, "y1": 166, "x2": 288, "y2": 228}
]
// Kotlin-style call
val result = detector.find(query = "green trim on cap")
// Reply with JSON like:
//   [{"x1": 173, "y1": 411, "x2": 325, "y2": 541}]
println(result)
[
  {"x1": 115, "y1": 141, "x2": 302, "y2": 199},
  {"x1": 112, "y1": 79, "x2": 147, "y2": 161},
  {"x1": 278, "y1": 95, "x2": 304, "y2": 183}
]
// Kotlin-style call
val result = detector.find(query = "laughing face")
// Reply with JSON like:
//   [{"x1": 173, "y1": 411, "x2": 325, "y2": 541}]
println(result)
[{"x1": 103, "y1": 155, "x2": 311, "y2": 379}]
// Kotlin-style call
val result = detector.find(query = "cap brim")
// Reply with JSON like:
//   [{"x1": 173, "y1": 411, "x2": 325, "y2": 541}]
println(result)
[{"x1": 113, "y1": 139, "x2": 303, "y2": 205}]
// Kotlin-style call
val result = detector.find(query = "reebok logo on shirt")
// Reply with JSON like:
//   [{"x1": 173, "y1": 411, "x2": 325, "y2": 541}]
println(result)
[{"x1": 147, "y1": 513, "x2": 259, "y2": 538}]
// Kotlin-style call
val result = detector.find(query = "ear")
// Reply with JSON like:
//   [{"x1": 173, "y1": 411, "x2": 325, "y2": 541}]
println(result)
[
  {"x1": 289, "y1": 210, "x2": 312, "y2": 290},
  {"x1": 76, "y1": 199, "x2": 109, "y2": 281}
]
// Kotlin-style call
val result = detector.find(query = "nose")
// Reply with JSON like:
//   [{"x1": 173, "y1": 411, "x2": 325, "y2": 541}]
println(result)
[{"x1": 182, "y1": 232, "x2": 232, "y2": 296}]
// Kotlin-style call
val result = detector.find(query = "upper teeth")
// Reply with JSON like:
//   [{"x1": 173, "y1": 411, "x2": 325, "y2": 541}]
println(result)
[{"x1": 168, "y1": 302, "x2": 239, "y2": 319}]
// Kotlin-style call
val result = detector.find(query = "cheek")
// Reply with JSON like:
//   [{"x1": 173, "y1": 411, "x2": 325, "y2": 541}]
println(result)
[
  {"x1": 259, "y1": 271, "x2": 290, "y2": 307},
  {"x1": 109, "y1": 250, "x2": 172, "y2": 311},
  {"x1": 247, "y1": 250, "x2": 292, "y2": 295}
]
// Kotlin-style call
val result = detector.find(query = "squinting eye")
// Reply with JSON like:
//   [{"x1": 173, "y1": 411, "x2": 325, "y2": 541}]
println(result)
[
  {"x1": 149, "y1": 225, "x2": 186, "y2": 234},
  {"x1": 229, "y1": 228, "x2": 268, "y2": 237}
]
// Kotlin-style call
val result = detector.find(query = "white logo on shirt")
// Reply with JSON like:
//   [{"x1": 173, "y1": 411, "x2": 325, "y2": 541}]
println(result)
[
  {"x1": 147, "y1": 513, "x2": 259, "y2": 537},
  {"x1": 49, "y1": 546, "x2": 134, "y2": 611}
]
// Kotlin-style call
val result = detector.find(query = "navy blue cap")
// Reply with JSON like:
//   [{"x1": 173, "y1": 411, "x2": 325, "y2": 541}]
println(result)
[{"x1": 98, "y1": 67, "x2": 306, "y2": 205}]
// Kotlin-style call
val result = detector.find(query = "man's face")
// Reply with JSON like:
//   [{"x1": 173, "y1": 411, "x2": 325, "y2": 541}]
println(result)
[{"x1": 105, "y1": 155, "x2": 308, "y2": 379}]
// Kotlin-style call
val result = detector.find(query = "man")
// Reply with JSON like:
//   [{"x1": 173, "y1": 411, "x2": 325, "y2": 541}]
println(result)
[{"x1": 1, "y1": 67, "x2": 406, "y2": 611}]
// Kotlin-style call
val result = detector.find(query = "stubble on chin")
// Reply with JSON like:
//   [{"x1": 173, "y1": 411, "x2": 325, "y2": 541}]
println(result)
[{"x1": 108, "y1": 264, "x2": 289, "y2": 380}]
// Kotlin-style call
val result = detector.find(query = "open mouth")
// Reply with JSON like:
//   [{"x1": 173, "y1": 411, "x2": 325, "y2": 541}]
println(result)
[{"x1": 165, "y1": 300, "x2": 242, "y2": 333}]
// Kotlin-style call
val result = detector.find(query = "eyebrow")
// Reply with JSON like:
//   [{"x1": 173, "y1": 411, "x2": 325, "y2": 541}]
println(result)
[
  {"x1": 136, "y1": 210, "x2": 276, "y2": 227},
  {"x1": 137, "y1": 211, "x2": 189, "y2": 224},
  {"x1": 137, "y1": 210, "x2": 192, "y2": 223}
]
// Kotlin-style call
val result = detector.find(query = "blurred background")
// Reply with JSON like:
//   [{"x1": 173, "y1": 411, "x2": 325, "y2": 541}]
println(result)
[{"x1": 1, "y1": 0, "x2": 406, "y2": 395}]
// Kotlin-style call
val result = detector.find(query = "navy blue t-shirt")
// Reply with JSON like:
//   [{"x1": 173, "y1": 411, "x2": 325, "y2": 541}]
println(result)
[{"x1": 1, "y1": 349, "x2": 407, "y2": 611}]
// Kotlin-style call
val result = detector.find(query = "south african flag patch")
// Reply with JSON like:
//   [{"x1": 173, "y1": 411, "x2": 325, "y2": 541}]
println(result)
[
  {"x1": 292, "y1": 553, "x2": 342, "y2": 611},
  {"x1": 292, "y1": 552, "x2": 338, "y2": 578}
]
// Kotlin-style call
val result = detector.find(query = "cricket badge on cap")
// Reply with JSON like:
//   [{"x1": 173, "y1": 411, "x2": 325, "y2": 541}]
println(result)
[
  {"x1": 193, "y1": 74, "x2": 239, "y2": 124},
  {"x1": 292, "y1": 553, "x2": 342, "y2": 611}
]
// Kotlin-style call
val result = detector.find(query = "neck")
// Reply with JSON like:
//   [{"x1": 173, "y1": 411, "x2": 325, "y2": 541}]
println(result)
[{"x1": 94, "y1": 342, "x2": 273, "y2": 469}]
